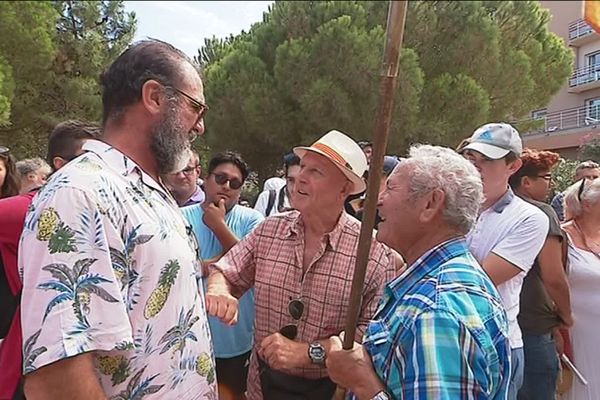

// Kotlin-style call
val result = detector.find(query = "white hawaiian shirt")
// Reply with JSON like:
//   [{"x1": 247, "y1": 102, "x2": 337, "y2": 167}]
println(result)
[{"x1": 19, "y1": 140, "x2": 217, "y2": 400}]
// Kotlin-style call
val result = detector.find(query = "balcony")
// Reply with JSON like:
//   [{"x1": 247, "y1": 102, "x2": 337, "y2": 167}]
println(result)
[
  {"x1": 517, "y1": 105, "x2": 600, "y2": 154},
  {"x1": 569, "y1": 18, "x2": 597, "y2": 46},
  {"x1": 569, "y1": 64, "x2": 600, "y2": 92}
]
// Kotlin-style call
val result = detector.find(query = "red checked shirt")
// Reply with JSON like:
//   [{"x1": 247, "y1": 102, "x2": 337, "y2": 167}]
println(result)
[{"x1": 212, "y1": 210, "x2": 396, "y2": 399}]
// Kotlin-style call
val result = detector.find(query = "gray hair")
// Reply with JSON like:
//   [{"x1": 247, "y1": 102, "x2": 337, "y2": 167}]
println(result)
[
  {"x1": 16, "y1": 157, "x2": 51, "y2": 177},
  {"x1": 575, "y1": 160, "x2": 600, "y2": 175},
  {"x1": 399, "y1": 144, "x2": 483, "y2": 234},
  {"x1": 563, "y1": 177, "x2": 600, "y2": 219}
]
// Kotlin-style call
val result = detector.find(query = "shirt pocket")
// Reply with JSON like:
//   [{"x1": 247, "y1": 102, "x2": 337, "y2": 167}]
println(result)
[{"x1": 363, "y1": 320, "x2": 393, "y2": 382}]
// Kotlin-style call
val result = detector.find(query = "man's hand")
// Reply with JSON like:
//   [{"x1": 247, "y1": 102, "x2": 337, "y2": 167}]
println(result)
[
  {"x1": 202, "y1": 198, "x2": 227, "y2": 231},
  {"x1": 326, "y1": 335, "x2": 385, "y2": 400},
  {"x1": 259, "y1": 333, "x2": 308, "y2": 371},
  {"x1": 205, "y1": 272, "x2": 239, "y2": 325}
]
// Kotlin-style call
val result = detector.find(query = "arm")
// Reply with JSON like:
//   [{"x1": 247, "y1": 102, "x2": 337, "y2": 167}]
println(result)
[
  {"x1": 482, "y1": 210, "x2": 549, "y2": 287},
  {"x1": 24, "y1": 352, "x2": 106, "y2": 400},
  {"x1": 537, "y1": 236, "x2": 573, "y2": 326},
  {"x1": 481, "y1": 253, "x2": 522, "y2": 286}
]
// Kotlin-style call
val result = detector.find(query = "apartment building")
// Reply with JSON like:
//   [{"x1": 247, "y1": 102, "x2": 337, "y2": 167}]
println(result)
[{"x1": 523, "y1": 1, "x2": 600, "y2": 159}]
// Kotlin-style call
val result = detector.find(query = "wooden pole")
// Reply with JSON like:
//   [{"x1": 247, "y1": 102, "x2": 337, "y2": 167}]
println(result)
[{"x1": 333, "y1": 1, "x2": 408, "y2": 398}]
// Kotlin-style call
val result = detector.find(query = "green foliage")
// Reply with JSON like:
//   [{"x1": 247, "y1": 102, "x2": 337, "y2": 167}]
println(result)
[
  {"x1": 200, "y1": 0, "x2": 572, "y2": 180},
  {"x1": 0, "y1": 1, "x2": 136, "y2": 158},
  {"x1": 552, "y1": 158, "x2": 578, "y2": 194},
  {"x1": 579, "y1": 133, "x2": 600, "y2": 162}
]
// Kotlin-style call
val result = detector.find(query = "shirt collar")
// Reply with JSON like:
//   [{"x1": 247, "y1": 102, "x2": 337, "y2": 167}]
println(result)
[
  {"x1": 490, "y1": 188, "x2": 514, "y2": 213},
  {"x1": 183, "y1": 185, "x2": 205, "y2": 206},
  {"x1": 386, "y1": 237, "x2": 470, "y2": 300},
  {"x1": 285, "y1": 210, "x2": 350, "y2": 251},
  {"x1": 82, "y1": 139, "x2": 170, "y2": 197}
]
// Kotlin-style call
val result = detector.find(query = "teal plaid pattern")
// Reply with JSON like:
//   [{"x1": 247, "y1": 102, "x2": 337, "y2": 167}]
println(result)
[{"x1": 360, "y1": 238, "x2": 510, "y2": 399}]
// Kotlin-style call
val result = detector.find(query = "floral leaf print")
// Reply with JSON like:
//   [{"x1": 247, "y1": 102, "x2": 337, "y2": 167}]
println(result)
[
  {"x1": 114, "y1": 340, "x2": 135, "y2": 351},
  {"x1": 143, "y1": 260, "x2": 180, "y2": 319},
  {"x1": 195, "y1": 353, "x2": 215, "y2": 384},
  {"x1": 38, "y1": 258, "x2": 118, "y2": 326},
  {"x1": 132, "y1": 325, "x2": 158, "y2": 365},
  {"x1": 48, "y1": 222, "x2": 78, "y2": 254},
  {"x1": 22, "y1": 329, "x2": 48, "y2": 374},
  {"x1": 158, "y1": 308, "x2": 199, "y2": 355},
  {"x1": 74, "y1": 207, "x2": 106, "y2": 252},
  {"x1": 110, "y1": 366, "x2": 164, "y2": 400}
]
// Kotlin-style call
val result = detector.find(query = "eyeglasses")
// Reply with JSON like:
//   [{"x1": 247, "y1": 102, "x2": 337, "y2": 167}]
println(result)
[
  {"x1": 535, "y1": 174, "x2": 553, "y2": 182},
  {"x1": 280, "y1": 298, "x2": 304, "y2": 340},
  {"x1": 578, "y1": 178, "x2": 588, "y2": 202},
  {"x1": 169, "y1": 86, "x2": 209, "y2": 121},
  {"x1": 180, "y1": 165, "x2": 199, "y2": 176},
  {"x1": 0, "y1": 146, "x2": 9, "y2": 158},
  {"x1": 212, "y1": 173, "x2": 243, "y2": 190}
]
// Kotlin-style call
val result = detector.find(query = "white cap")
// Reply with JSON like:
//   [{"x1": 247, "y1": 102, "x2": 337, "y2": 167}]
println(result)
[{"x1": 462, "y1": 123, "x2": 523, "y2": 160}]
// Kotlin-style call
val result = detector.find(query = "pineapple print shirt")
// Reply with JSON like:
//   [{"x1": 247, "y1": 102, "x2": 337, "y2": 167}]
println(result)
[{"x1": 19, "y1": 140, "x2": 217, "y2": 400}]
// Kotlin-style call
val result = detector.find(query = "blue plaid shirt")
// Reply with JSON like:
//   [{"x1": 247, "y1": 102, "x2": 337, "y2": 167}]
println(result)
[{"x1": 360, "y1": 238, "x2": 510, "y2": 399}]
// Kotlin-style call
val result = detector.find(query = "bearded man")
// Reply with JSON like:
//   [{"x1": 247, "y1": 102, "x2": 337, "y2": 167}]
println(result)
[{"x1": 18, "y1": 39, "x2": 217, "y2": 399}]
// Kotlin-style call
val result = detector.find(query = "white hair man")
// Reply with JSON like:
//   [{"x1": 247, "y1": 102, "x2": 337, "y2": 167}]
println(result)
[
  {"x1": 205, "y1": 130, "x2": 396, "y2": 399},
  {"x1": 326, "y1": 145, "x2": 510, "y2": 399}
]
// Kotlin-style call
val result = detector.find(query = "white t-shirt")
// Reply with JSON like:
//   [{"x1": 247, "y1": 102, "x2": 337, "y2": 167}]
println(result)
[
  {"x1": 254, "y1": 186, "x2": 291, "y2": 217},
  {"x1": 467, "y1": 189, "x2": 549, "y2": 349}
]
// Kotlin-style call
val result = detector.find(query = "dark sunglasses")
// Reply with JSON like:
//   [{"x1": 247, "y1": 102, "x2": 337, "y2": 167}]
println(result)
[
  {"x1": 280, "y1": 298, "x2": 304, "y2": 340},
  {"x1": 578, "y1": 178, "x2": 588, "y2": 202},
  {"x1": 169, "y1": 86, "x2": 209, "y2": 121},
  {"x1": 0, "y1": 146, "x2": 9, "y2": 158},
  {"x1": 212, "y1": 173, "x2": 243, "y2": 190}
]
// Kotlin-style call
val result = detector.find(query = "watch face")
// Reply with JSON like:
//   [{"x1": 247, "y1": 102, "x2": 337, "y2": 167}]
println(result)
[{"x1": 309, "y1": 343, "x2": 326, "y2": 363}]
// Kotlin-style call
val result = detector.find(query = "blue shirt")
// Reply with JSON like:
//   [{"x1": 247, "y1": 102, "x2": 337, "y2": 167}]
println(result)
[
  {"x1": 362, "y1": 238, "x2": 510, "y2": 399},
  {"x1": 182, "y1": 204, "x2": 264, "y2": 358}
]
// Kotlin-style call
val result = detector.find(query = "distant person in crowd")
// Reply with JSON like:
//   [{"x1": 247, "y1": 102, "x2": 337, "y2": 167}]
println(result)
[
  {"x1": 16, "y1": 157, "x2": 51, "y2": 194},
  {"x1": 0, "y1": 146, "x2": 20, "y2": 199},
  {"x1": 551, "y1": 160, "x2": 599, "y2": 221},
  {"x1": 509, "y1": 148, "x2": 572, "y2": 400},
  {"x1": 163, "y1": 149, "x2": 205, "y2": 206},
  {"x1": 352, "y1": 155, "x2": 400, "y2": 228},
  {"x1": 358, "y1": 140, "x2": 373, "y2": 165},
  {"x1": 19, "y1": 39, "x2": 217, "y2": 399},
  {"x1": 46, "y1": 120, "x2": 100, "y2": 171},
  {"x1": 561, "y1": 178, "x2": 600, "y2": 400},
  {"x1": 0, "y1": 121, "x2": 98, "y2": 400},
  {"x1": 254, "y1": 151, "x2": 300, "y2": 217},
  {"x1": 182, "y1": 151, "x2": 264, "y2": 400},
  {"x1": 460, "y1": 123, "x2": 549, "y2": 400},
  {"x1": 206, "y1": 130, "x2": 395, "y2": 399},
  {"x1": 326, "y1": 145, "x2": 510, "y2": 400}
]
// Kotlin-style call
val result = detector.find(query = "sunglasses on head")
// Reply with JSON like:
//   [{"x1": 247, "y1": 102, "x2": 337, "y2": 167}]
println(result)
[
  {"x1": 280, "y1": 298, "x2": 304, "y2": 340},
  {"x1": 0, "y1": 146, "x2": 9, "y2": 158},
  {"x1": 212, "y1": 173, "x2": 243, "y2": 190}
]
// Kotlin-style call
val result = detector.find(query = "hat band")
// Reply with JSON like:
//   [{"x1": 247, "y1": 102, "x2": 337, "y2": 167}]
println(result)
[{"x1": 311, "y1": 142, "x2": 351, "y2": 169}]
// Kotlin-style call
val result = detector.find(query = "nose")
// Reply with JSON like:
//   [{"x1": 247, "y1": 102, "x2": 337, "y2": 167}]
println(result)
[{"x1": 193, "y1": 117, "x2": 205, "y2": 138}]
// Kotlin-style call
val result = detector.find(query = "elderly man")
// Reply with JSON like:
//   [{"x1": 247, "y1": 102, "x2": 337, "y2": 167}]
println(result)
[
  {"x1": 19, "y1": 40, "x2": 216, "y2": 399},
  {"x1": 206, "y1": 130, "x2": 395, "y2": 400},
  {"x1": 550, "y1": 160, "x2": 600, "y2": 221},
  {"x1": 326, "y1": 145, "x2": 510, "y2": 400},
  {"x1": 164, "y1": 149, "x2": 206, "y2": 206}
]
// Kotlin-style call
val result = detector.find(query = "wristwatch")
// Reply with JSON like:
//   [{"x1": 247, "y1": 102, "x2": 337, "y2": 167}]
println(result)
[
  {"x1": 308, "y1": 342, "x2": 326, "y2": 364},
  {"x1": 370, "y1": 391, "x2": 391, "y2": 400}
]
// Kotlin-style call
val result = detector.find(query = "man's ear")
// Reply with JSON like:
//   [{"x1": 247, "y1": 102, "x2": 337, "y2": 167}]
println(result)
[
  {"x1": 420, "y1": 188, "x2": 445, "y2": 223},
  {"x1": 52, "y1": 157, "x2": 66, "y2": 171},
  {"x1": 140, "y1": 79, "x2": 165, "y2": 117},
  {"x1": 508, "y1": 158, "x2": 523, "y2": 176}
]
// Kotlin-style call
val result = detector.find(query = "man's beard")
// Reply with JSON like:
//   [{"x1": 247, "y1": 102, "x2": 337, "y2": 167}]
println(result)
[{"x1": 150, "y1": 105, "x2": 192, "y2": 175}]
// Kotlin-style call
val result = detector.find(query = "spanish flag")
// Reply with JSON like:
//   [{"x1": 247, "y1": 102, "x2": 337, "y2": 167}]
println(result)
[{"x1": 585, "y1": 0, "x2": 600, "y2": 34}]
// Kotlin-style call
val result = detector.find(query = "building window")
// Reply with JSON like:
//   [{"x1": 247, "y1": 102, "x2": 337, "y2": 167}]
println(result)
[
  {"x1": 586, "y1": 98, "x2": 600, "y2": 123},
  {"x1": 587, "y1": 51, "x2": 600, "y2": 68},
  {"x1": 531, "y1": 108, "x2": 547, "y2": 120}
]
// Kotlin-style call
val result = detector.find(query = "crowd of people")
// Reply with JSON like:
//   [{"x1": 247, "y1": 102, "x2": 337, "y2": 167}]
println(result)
[{"x1": 0, "y1": 38, "x2": 598, "y2": 400}]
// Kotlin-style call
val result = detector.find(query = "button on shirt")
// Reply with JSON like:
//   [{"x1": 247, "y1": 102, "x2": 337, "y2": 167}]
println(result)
[
  {"x1": 19, "y1": 140, "x2": 217, "y2": 399},
  {"x1": 212, "y1": 211, "x2": 395, "y2": 399},
  {"x1": 467, "y1": 189, "x2": 549, "y2": 349},
  {"x1": 361, "y1": 238, "x2": 510, "y2": 399}
]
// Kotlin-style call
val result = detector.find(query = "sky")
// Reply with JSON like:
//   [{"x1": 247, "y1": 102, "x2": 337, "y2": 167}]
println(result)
[{"x1": 124, "y1": 1, "x2": 274, "y2": 58}]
